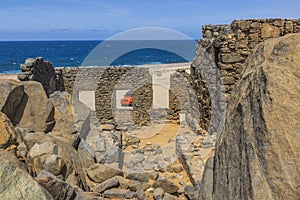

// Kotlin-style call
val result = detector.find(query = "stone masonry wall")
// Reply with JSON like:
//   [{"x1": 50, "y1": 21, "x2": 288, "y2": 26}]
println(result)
[
  {"x1": 192, "y1": 18, "x2": 300, "y2": 134},
  {"x1": 54, "y1": 66, "x2": 189, "y2": 127}
]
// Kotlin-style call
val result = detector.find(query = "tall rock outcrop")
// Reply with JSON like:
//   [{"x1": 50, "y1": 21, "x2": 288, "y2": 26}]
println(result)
[
  {"x1": 211, "y1": 33, "x2": 300, "y2": 199},
  {"x1": 0, "y1": 80, "x2": 55, "y2": 133},
  {"x1": 18, "y1": 57, "x2": 64, "y2": 96},
  {"x1": 15, "y1": 81, "x2": 55, "y2": 133}
]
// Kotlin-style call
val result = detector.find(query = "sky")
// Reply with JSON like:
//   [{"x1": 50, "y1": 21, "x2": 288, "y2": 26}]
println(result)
[{"x1": 0, "y1": 0, "x2": 299, "y2": 40}]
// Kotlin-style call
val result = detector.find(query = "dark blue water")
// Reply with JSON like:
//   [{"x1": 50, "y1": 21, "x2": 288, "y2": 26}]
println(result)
[{"x1": 0, "y1": 40, "x2": 193, "y2": 74}]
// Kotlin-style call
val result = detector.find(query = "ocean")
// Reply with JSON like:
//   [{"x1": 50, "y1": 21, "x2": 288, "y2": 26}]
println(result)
[{"x1": 0, "y1": 40, "x2": 195, "y2": 74}]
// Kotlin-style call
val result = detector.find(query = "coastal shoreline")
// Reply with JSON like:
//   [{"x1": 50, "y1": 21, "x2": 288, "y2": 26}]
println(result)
[
  {"x1": 0, "y1": 62, "x2": 191, "y2": 80},
  {"x1": 0, "y1": 74, "x2": 18, "y2": 79}
]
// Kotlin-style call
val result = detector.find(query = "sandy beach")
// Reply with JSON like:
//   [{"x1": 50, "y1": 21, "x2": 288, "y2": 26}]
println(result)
[{"x1": 0, "y1": 74, "x2": 18, "y2": 80}]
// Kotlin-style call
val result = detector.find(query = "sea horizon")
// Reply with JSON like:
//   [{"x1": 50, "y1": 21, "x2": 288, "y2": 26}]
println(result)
[{"x1": 0, "y1": 40, "x2": 196, "y2": 74}]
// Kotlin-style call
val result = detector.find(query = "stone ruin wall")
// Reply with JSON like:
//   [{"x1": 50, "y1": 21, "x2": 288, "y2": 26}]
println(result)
[
  {"x1": 192, "y1": 18, "x2": 300, "y2": 134},
  {"x1": 17, "y1": 57, "x2": 64, "y2": 96},
  {"x1": 18, "y1": 58, "x2": 191, "y2": 127},
  {"x1": 56, "y1": 66, "x2": 189, "y2": 127}
]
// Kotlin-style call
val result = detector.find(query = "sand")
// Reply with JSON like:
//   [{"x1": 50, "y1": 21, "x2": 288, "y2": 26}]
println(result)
[{"x1": 0, "y1": 74, "x2": 18, "y2": 80}]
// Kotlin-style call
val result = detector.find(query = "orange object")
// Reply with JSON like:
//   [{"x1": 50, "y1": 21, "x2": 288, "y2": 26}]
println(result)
[{"x1": 121, "y1": 90, "x2": 134, "y2": 106}]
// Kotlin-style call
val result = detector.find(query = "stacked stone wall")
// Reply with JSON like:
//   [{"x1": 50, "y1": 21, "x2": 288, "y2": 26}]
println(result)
[
  {"x1": 192, "y1": 18, "x2": 300, "y2": 134},
  {"x1": 55, "y1": 66, "x2": 190, "y2": 126}
]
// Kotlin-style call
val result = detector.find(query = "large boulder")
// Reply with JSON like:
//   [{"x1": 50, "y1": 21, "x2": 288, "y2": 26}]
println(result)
[
  {"x1": 49, "y1": 91, "x2": 78, "y2": 146},
  {"x1": 25, "y1": 134, "x2": 88, "y2": 191},
  {"x1": 153, "y1": 179, "x2": 179, "y2": 194},
  {"x1": 0, "y1": 79, "x2": 25, "y2": 124},
  {"x1": 16, "y1": 81, "x2": 55, "y2": 133},
  {"x1": 35, "y1": 170, "x2": 94, "y2": 200},
  {"x1": 211, "y1": 33, "x2": 300, "y2": 199},
  {"x1": 0, "y1": 112, "x2": 20, "y2": 150},
  {"x1": 86, "y1": 163, "x2": 124, "y2": 184},
  {"x1": 0, "y1": 149, "x2": 54, "y2": 199}
]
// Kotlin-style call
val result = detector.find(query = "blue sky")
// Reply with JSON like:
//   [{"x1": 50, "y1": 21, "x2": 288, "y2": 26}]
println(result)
[{"x1": 0, "y1": 0, "x2": 299, "y2": 40}]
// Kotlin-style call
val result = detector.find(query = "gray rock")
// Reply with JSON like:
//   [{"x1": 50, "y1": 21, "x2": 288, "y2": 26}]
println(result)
[
  {"x1": 92, "y1": 176, "x2": 120, "y2": 193},
  {"x1": 136, "y1": 188, "x2": 148, "y2": 200},
  {"x1": 49, "y1": 91, "x2": 78, "y2": 145},
  {"x1": 125, "y1": 191, "x2": 137, "y2": 199},
  {"x1": 126, "y1": 170, "x2": 149, "y2": 182},
  {"x1": 24, "y1": 132, "x2": 46, "y2": 149},
  {"x1": 16, "y1": 81, "x2": 55, "y2": 133},
  {"x1": 0, "y1": 80, "x2": 25, "y2": 125},
  {"x1": 0, "y1": 151, "x2": 54, "y2": 199},
  {"x1": 153, "y1": 179, "x2": 179, "y2": 194},
  {"x1": 127, "y1": 182, "x2": 151, "y2": 193},
  {"x1": 100, "y1": 124, "x2": 115, "y2": 131},
  {"x1": 198, "y1": 157, "x2": 213, "y2": 200},
  {"x1": 77, "y1": 140, "x2": 95, "y2": 168},
  {"x1": 43, "y1": 154, "x2": 66, "y2": 176},
  {"x1": 184, "y1": 186, "x2": 200, "y2": 200},
  {"x1": 153, "y1": 187, "x2": 164, "y2": 200},
  {"x1": 86, "y1": 163, "x2": 124, "y2": 183},
  {"x1": 163, "y1": 193, "x2": 178, "y2": 200},
  {"x1": 35, "y1": 170, "x2": 84, "y2": 200},
  {"x1": 149, "y1": 171, "x2": 159, "y2": 180},
  {"x1": 0, "y1": 112, "x2": 19, "y2": 149},
  {"x1": 28, "y1": 141, "x2": 57, "y2": 159},
  {"x1": 212, "y1": 33, "x2": 300, "y2": 200},
  {"x1": 25, "y1": 135, "x2": 88, "y2": 190},
  {"x1": 19, "y1": 57, "x2": 59, "y2": 96},
  {"x1": 103, "y1": 188, "x2": 128, "y2": 198}
]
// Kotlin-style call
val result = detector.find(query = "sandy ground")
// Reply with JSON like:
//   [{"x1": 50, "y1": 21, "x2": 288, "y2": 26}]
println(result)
[
  {"x1": 0, "y1": 74, "x2": 18, "y2": 80},
  {"x1": 124, "y1": 123, "x2": 180, "y2": 151}
]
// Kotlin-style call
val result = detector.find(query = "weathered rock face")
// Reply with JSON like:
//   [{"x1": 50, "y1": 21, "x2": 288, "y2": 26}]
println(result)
[
  {"x1": 86, "y1": 163, "x2": 124, "y2": 184},
  {"x1": 0, "y1": 79, "x2": 25, "y2": 124},
  {"x1": 49, "y1": 91, "x2": 78, "y2": 145},
  {"x1": 211, "y1": 33, "x2": 300, "y2": 199},
  {"x1": 16, "y1": 81, "x2": 55, "y2": 133},
  {"x1": 0, "y1": 112, "x2": 20, "y2": 150},
  {"x1": 35, "y1": 170, "x2": 89, "y2": 200},
  {"x1": 24, "y1": 134, "x2": 88, "y2": 190},
  {"x1": 18, "y1": 57, "x2": 64, "y2": 96},
  {"x1": 0, "y1": 150, "x2": 54, "y2": 199}
]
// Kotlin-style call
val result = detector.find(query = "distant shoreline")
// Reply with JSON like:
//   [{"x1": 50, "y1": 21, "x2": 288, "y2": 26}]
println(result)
[
  {"x1": 0, "y1": 62, "x2": 191, "y2": 78},
  {"x1": 0, "y1": 74, "x2": 18, "y2": 79}
]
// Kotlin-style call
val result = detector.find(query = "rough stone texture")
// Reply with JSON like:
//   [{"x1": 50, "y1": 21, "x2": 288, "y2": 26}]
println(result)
[
  {"x1": 24, "y1": 134, "x2": 88, "y2": 191},
  {"x1": 103, "y1": 188, "x2": 129, "y2": 199},
  {"x1": 211, "y1": 33, "x2": 300, "y2": 199},
  {"x1": 86, "y1": 163, "x2": 124, "y2": 184},
  {"x1": 184, "y1": 185, "x2": 200, "y2": 200},
  {"x1": 77, "y1": 139, "x2": 96, "y2": 168},
  {"x1": 176, "y1": 130, "x2": 216, "y2": 186},
  {"x1": 0, "y1": 79, "x2": 25, "y2": 124},
  {"x1": 0, "y1": 150, "x2": 54, "y2": 200},
  {"x1": 192, "y1": 18, "x2": 300, "y2": 135},
  {"x1": 163, "y1": 193, "x2": 178, "y2": 200},
  {"x1": 198, "y1": 157, "x2": 213, "y2": 200},
  {"x1": 153, "y1": 187, "x2": 164, "y2": 199},
  {"x1": 92, "y1": 176, "x2": 120, "y2": 193},
  {"x1": 153, "y1": 179, "x2": 179, "y2": 194},
  {"x1": 125, "y1": 170, "x2": 149, "y2": 182},
  {"x1": 55, "y1": 65, "x2": 192, "y2": 127},
  {"x1": 49, "y1": 91, "x2": 78, "y2": 146},
  {"x1": 18, "y1": 57, "x2": 63, "y2": 96},
  {"x1": 59, "y1": 66, "x2": 154, "y2": 126},
  {"x1": 16, "y1": 81, "x2": 55, "y2": 133},
  {"x1": 35, "y1": 170, "x2": 84, "y2": 200},
  {"x1": 0, "y1": 112, "x2": 19, "y2": 149}
]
